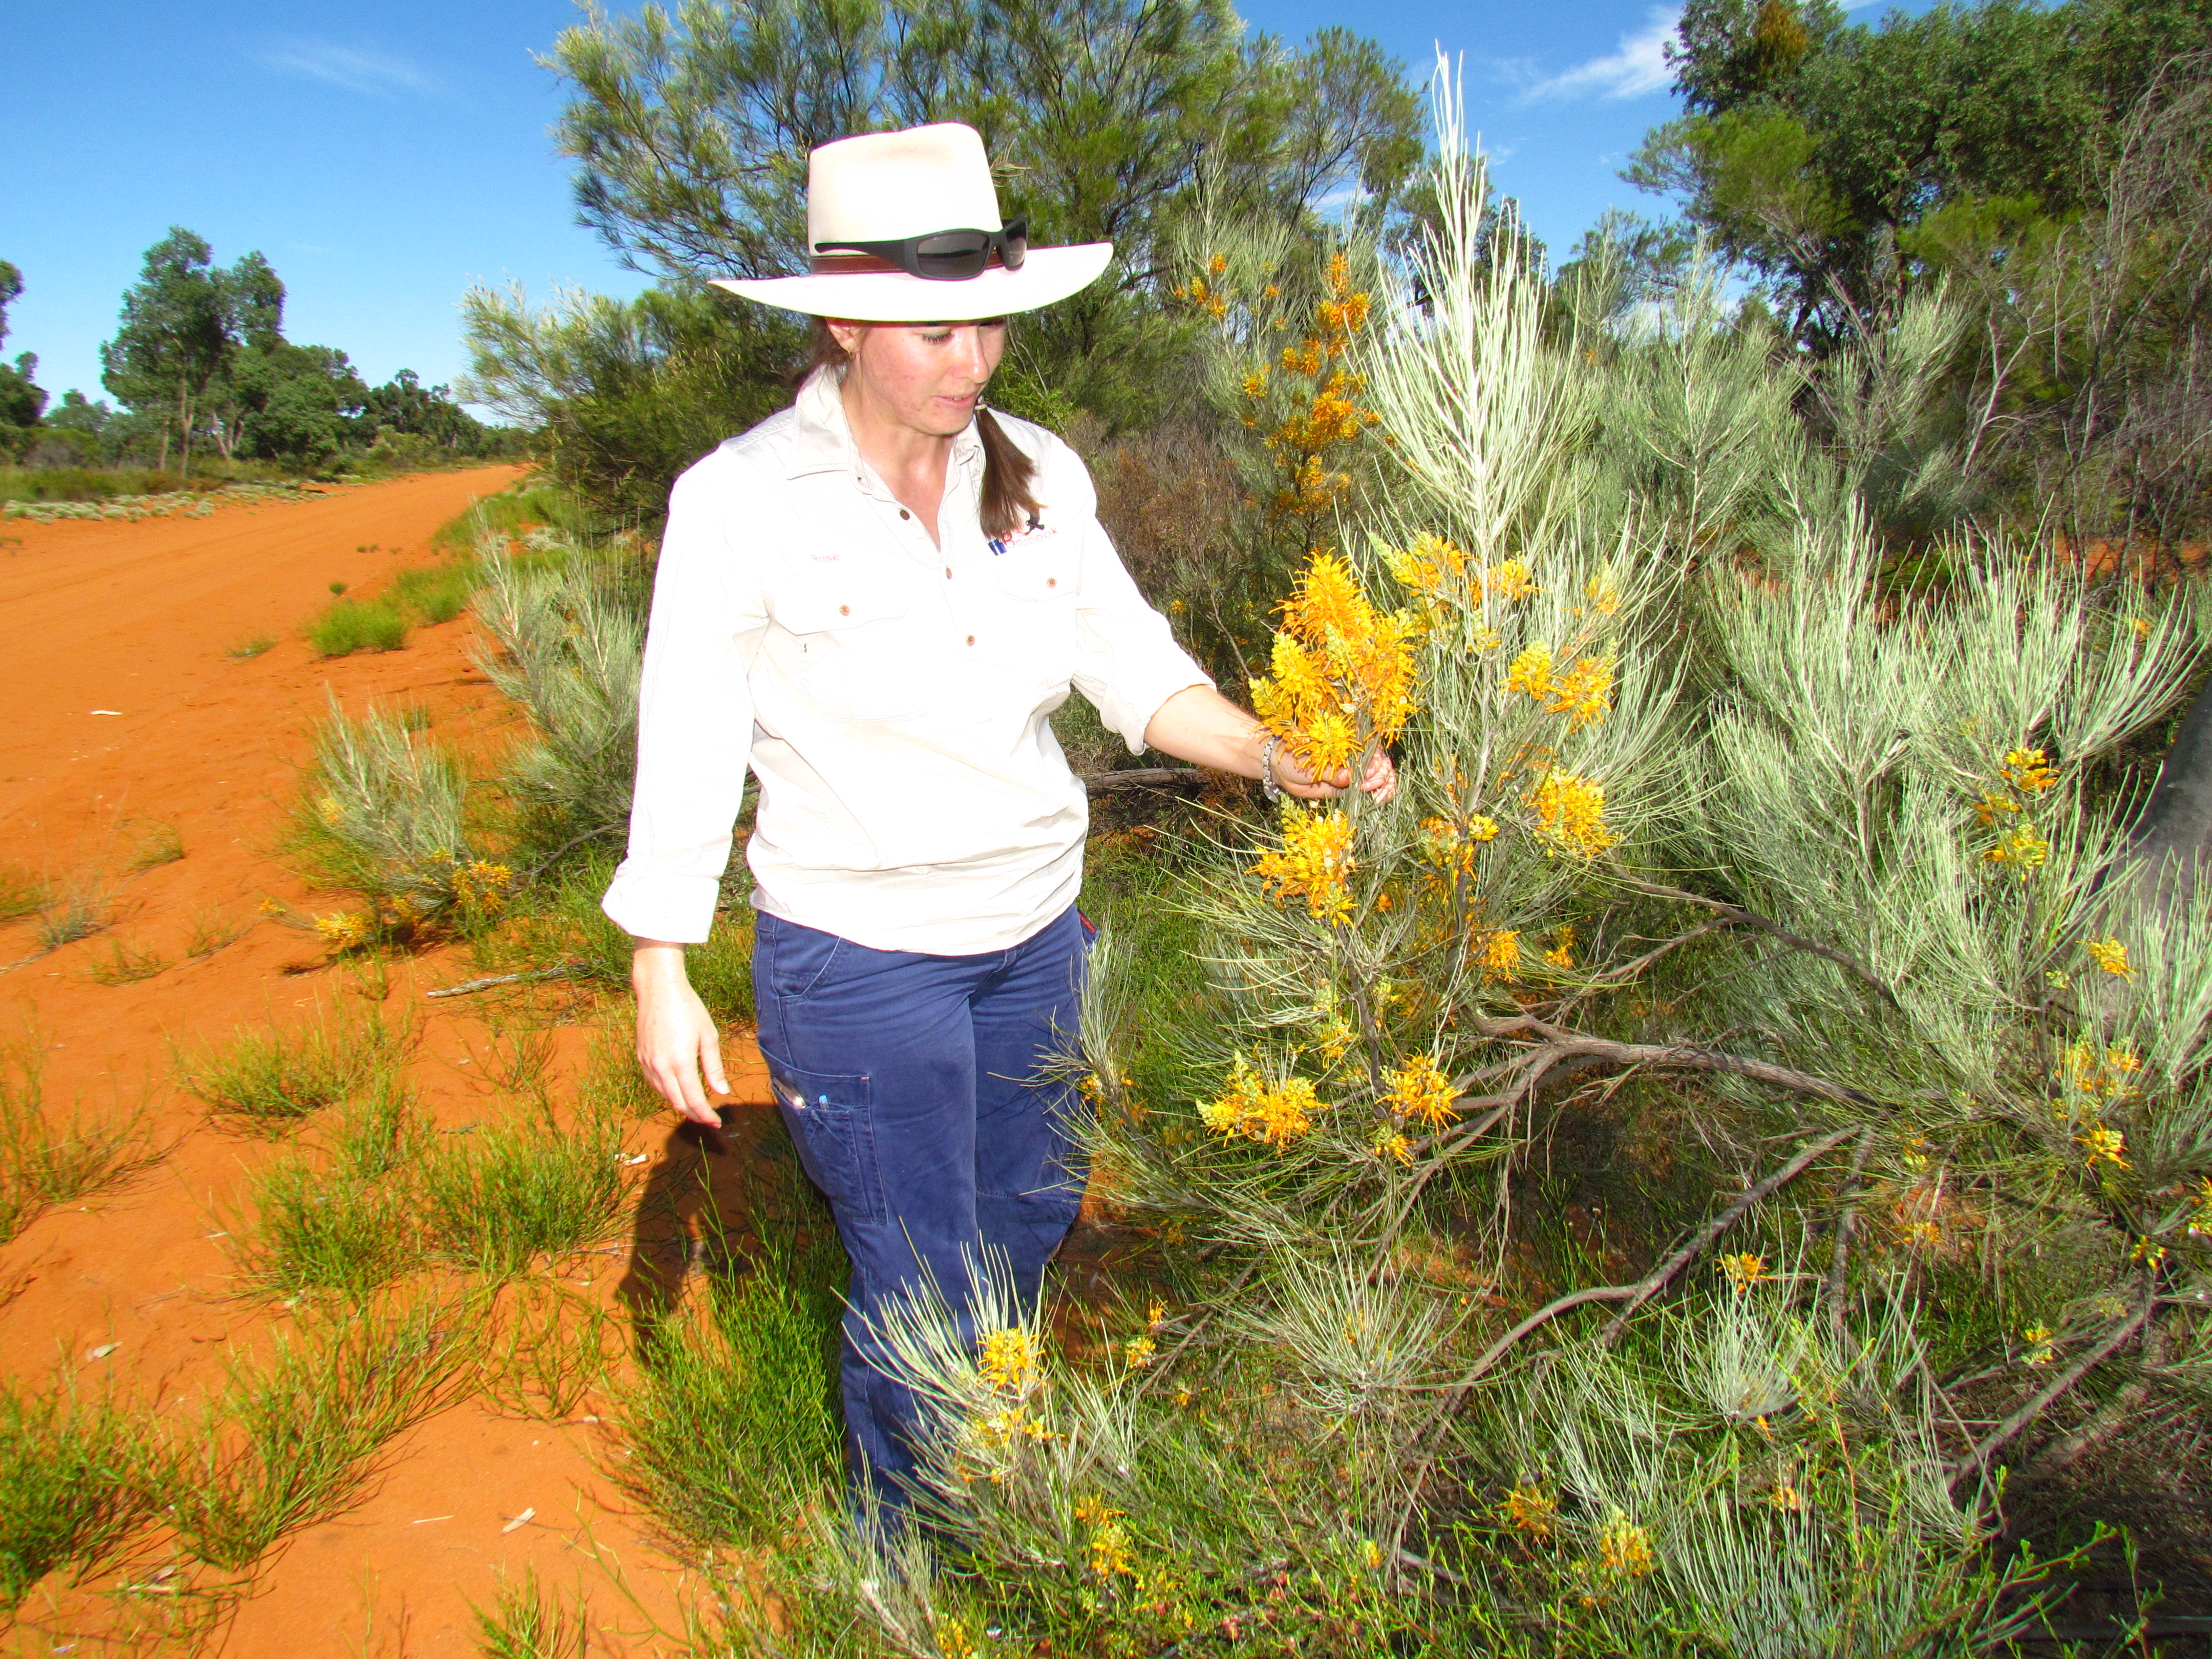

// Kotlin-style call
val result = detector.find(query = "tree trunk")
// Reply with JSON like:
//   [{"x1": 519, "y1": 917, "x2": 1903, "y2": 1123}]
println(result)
[{"x1": 2118, "y1": 676, "x2": 2212, "y2": 920}]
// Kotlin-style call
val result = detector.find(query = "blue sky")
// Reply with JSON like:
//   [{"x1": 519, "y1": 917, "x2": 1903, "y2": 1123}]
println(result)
[{"x1": 6, "y1": 0, "x2": 1720, "y2": 414}]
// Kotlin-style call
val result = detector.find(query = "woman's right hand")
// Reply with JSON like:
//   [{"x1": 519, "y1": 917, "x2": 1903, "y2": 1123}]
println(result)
[{"x1": 631, "y1": 941, "x2": 730, "y2": 1125}]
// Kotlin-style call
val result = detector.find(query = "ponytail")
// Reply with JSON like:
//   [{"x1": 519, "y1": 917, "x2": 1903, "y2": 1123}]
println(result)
[{"x1": 797, "y1": 319, "x2": 1043, "y2": 541}]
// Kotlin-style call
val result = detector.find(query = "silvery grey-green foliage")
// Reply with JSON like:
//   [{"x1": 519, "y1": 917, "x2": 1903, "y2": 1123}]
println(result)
[
  {"x1": 472, "y1": 531, "x2": 645, "y2": 864},
  {"x1": 300, "y1": 696, "x2": 488, "y2": 927}
]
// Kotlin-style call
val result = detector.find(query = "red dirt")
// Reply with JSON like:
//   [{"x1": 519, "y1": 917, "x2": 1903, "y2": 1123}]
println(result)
[{"x1": 0, "y1": 470, "x2": 773, "y2": 1656}]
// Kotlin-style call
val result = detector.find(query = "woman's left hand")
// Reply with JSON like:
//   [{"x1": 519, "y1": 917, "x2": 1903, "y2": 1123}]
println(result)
[{"x1": 1274, "y1": 743, "x2": 1398, "y2": 802}]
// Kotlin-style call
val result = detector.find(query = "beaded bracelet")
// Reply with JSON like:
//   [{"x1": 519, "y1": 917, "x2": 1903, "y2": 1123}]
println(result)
[{"x1": 1259, "y1": 732, "x2": 1283, "y2": 801}]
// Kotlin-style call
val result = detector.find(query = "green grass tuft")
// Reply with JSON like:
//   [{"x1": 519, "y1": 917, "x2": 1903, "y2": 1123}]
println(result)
[
  {"x1": 124, "y1": 818, "x2": 184, "y2": 872},
  {"x1": 34, "y1": 886, "x2": 110, "y2": 953},
  {"x1": 163, "y1": 1301, "x2": 473, "y2": 1571},
  {"x1": 83, "y1": 938, "x2": 166, "y2": 986},
  {"x1": 612, "y1": 1207, "x2": 844, "y2": 1548},
  {"x1": 420, "y1": 1108, "x2": 633, "y2": 1277},
  {"x1": 0, "y1": 866, "x2": 47, "y2": 923},
  {"x1": 174, "y1": 1008, "x2": 406, "y2": 1135},
  {"x1": 0, "y1": 1382, "x2": 152, "y2": 1612},
  {"x1": 230, "y1": 1153, "x2": 418, "y2": 1305},
  {"x1": 226, "y1": 634, "x2": 278, "y2": 660},
  {"x1": 391, "y1": 560, "x2": 478, "y2": 626},
  {"x1": 307, "y1": 597, "x2": 410, "y2": 657},
  {"x1": 472, "y1": 1566, "x2": 589, "y2": 1659},
  {"x1": 0, "y1": 1044, "x2": 159, "y2": 1245}
]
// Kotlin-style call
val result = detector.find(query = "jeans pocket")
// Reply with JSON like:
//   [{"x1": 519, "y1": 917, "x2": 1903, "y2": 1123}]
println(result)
[
  {"x1": 761, "y1": 916, "x2": 847, "y2": 1004},
  {"x1": 763, "y1": 1052, "x2": 884, "y2": 1225}
]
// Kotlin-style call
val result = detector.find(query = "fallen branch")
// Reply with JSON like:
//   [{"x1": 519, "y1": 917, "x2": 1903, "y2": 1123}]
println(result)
[
  {"x1": 1082, "y1": 768, "x2": 1206, "y2": 794},
  {"x1": 427, "y1": 962, "x2": 589, "y2": 999},
  {"x1": 1949, "y1": 1283, "x2": 2156, "y2": 1493}
]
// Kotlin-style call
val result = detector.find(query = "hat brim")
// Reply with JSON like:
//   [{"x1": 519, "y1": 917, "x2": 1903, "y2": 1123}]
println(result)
[{"x1": 712, "y1": 242, "x2": 1112, "y2": 322}]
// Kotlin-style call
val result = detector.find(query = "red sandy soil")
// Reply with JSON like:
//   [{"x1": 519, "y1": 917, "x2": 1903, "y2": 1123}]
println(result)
[{"x1": 0, "y1": 470, "x2": 774, "y2": 1656}]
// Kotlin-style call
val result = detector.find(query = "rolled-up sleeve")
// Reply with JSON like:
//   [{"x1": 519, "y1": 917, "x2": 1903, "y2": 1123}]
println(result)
[
  {"x1": 1058, "y1": 452, "x2": 1211, "y2": 749},
  {"x1": 601, "y1": 463, "x2": 769, "y2": 944}
]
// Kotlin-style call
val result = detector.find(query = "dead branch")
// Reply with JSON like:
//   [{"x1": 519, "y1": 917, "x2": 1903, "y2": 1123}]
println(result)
[
  {"x1": 426, "y1": 962, "x2": 588, "y2": 998},
  {"x1": 1948, "y1": 1283, "x2": 2156, "y2": 1494},
  {"x1": 1082, "y1": 767, "x2": 1206, "y2": 793}
]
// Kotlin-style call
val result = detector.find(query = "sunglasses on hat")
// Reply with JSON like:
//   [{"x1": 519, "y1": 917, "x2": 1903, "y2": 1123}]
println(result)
[{"x1": 812, "y1": 217, "x2": 1029, "y2": 282}]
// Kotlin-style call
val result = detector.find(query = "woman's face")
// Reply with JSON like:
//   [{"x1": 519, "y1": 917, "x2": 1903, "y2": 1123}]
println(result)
[{"x1": 828, "y1": 319, "x2": 1009, "y2": 439}]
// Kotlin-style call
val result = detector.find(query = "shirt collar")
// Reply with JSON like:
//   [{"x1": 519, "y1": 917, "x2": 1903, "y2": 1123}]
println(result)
[{"x1": 786, "y1": 364, "x2": 987, "y2": 482}]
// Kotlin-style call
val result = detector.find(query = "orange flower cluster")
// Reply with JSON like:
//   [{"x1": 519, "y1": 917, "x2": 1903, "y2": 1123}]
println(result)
[
  {"x1": 1173, "y1": 252, "x2": 1231, "y2": 320},
  {"x1": 1526, "y1": 770, "x2": 1618, "y2": 858},
  {"x1": 1252, "y1": 805, "x2": 1358, "y2": 926},
  {"x1": 1505, "y1": 642, "x2": 1615, "y2": 731},
  {"x1": 1976, "y1": 745, "x2": 2057, "y2": 877},
  {"x1": 1198, "y1": 1055, "x2": 1327, "y2": 1148},
  {"x1": 1249, "y1": 252, "x2": 1380, "y2": 541},
  {"x1": 1381, "y1": 1052, "x2": 1459, "y2": 1127},
  {"x1": 1250, "y1": 554, "x2": 1418, "y2": 782}
]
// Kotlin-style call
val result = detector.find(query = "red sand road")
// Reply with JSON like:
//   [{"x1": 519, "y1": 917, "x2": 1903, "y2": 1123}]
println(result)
[{"x1": 0, "y1": 470, "x2": 774, "y2": 1656}]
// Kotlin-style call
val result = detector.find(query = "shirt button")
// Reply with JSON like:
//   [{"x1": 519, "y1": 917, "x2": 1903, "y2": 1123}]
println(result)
[
  {"x1": 1046, "y1": 577, "x2": 1057, "y2": 588},
  {"x1": 944, "y1": 566, "x2": 952, "y2": 579},
  {"x1": 899, "y1": 509, "x2": 911, "y2": 520},
  {"x1": 839, "y1": 604, "x2": 850, "y2": 616},
  {"x1": 966, "y1": 634, "x2": 976, "y2": 647}
]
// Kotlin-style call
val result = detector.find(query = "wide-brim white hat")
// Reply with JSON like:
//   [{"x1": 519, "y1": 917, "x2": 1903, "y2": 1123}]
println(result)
[{"x1": 713, "y1": 123, "x2": 1112, "y2": 322}]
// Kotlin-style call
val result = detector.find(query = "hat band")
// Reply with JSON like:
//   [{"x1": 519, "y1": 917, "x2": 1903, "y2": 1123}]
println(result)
[{"x1": 808, "y1": 249, "x2": 1012, "y2": 277}]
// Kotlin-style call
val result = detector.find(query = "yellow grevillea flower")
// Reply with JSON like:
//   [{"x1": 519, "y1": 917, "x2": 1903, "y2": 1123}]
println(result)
[
  {"x1": 1527, "y1": 771, "x2": 1619, "y2": 857},
  {"x1": 1480, "y1": 928, "x2": 1522, "y2": 980},
  {"x1": 1198, "y1": 1055, "x2": 1325, "y2": 1149},
  {"x1": 2076, "y1": 1125, "x2": 2130, "y2": 1168},
  {"x1": 2131, "y1": 1237, "x2": 2167, "y2": 1266},
  {"x1": 2001, "y1": 748, "x2": 2058, "y2": 793},
  {"x1": 2085, "y1": 936, "x2": 2134, "y2": 979},
  {"x1": 1595, "y1": 1513, "x2": 1657, "y2": 1578},
  {"x1": 313, "y1": 910, "x2": 374, "y2": 951},
  {"x1": 1484, "y1": 560, "x2": 1539, "y2": 602},
  {"x1": 2058, "y1": 1039, "x2": 2142, "y2": 1104},
  {"x1": 1123, "y1": 1335, "x2": 1157, "y2": 1369},
  {"x1": 1985, "y1": 823, "x2": 2049, "y2": 869},
  {"x1": 1719, "y1": 1251, "x2": 1769, "y2": 1293},
  {"x1": 1381, "y1": 1052, "x2": 1459, "y2": 1128},
  {"x1": 2189, "y1": 1177, "x2": 2212, "y2": 1238},
  {"x1": 1583, "y1": 574, "x2": 1622, "y2": 618},
  {"x1": 1250, "y1": 553, "x2": 1418, "y2": 781},
  {"x1": 1543, "y1": 926, "x2": 1577, "y2": 970},
  {"x1": 1505, "y1": 643, "x2": 1552, "y2": 698},
  {"x1": 1500, "y1": 1484, "x2": 1558, "y2": 1539},
  {"x1": 1972, "y1": 790, "x2": 2020, "y2": 828},
  {"x1": 978, "y1": 1328, "x2": 1040, "y2": 1394},
  {"x1": 1253, "y1": 806, "x2": 1356, "y2": 925},
  {"x1": 2021, "y1": 1324, "x2": 2056, "y2": 1366},
  {"x1": 1385, "y1": 532, "x2": 1468, "y2": 598},
  {"x1": 1372, "y1": 1128, "x2": 1413, "y2": 1164}
]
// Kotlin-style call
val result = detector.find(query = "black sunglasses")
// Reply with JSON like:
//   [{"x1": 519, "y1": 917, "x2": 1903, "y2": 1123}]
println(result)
[{"x1": 812, "y1": 217, "x2": 1028, "y2": 282}]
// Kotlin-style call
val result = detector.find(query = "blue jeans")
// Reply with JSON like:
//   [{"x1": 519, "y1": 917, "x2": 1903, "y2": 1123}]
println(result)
[{"x1": 751, "y1": 903, "x2": 1090, "y2": 1513}]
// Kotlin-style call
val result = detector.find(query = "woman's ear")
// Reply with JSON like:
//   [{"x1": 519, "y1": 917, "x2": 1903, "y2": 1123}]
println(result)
[{"x1": 826, "y1": 318, "x2": 867, "y2": 356}]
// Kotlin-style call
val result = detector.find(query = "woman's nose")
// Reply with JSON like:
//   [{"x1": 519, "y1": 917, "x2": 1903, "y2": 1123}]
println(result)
[{"x1": 955, "y1": 329, "x2": 992, "y2": 377}]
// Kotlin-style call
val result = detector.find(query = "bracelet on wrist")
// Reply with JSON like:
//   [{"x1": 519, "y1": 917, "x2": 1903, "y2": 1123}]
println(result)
[{"x1": 1259, "y1": 732, "x2": 1283, "y2": 802}]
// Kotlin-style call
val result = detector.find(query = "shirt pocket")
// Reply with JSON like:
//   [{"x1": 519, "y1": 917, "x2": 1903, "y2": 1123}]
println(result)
[
  {"x1": 773, "y1": 576, "x2": 930, "y2": 724},
  {"x1": 989, "y1": 543, "x2": 1080, "y2": 681}
]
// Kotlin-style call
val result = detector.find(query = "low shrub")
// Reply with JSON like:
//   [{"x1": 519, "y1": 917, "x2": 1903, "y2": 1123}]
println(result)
[
  {"x1": 0, "y1": 865, "x2": 44, "y2": 924},
  {"x1": 291, "y1": 699, "x2": 509, "y2": 946},
  {"x1": 389, "y1": 559, "x2": 476, "y2": 625},
  {"x1": 419, "y1": 1107, "x2": 632, "y2": 1277},
  {"x1": 82, "y1": 938, "x2": 165, "y2": 986},
  {"x1": 611, "y1": 1211, "x2": 844, "y2": 1548},
  {"x1": 229, "y1": 1150, "x2": 418, "y2": 1304},
  {"x1": 306, "y1": 597, "x2": 409, "y2": 657},
  {"x1": 471, "y1": 1568, "x2": 590, "y2": 1659},
  {"x1": 0, "y1": 1043, "x2": 158, "y2": 1244},
  {"x1": 0, "y1": 1382, "x2": 152, "y2": 1612},
  {"x1": 173, "y1": 1007, "x2": 405, "y2": 1135},
  {"x1": 161, "y1": 1301, "x2": 474, "y2": 1571},
  {"x1": 225, "y1": 633, "x2": 277, "y2": 660}
]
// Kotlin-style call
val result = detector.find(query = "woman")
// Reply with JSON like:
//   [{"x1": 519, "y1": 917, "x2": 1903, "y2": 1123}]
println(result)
[{"x1": 604, "y1": 122, "x2": 1394, "y2": 1513}]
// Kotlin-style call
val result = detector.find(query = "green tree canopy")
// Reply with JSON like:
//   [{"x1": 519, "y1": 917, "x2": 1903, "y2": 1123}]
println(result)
[
  {"x1": 99, "y1": 228, "x2": 276, "y2": 471},
  {"x1": 0, "y1": 260, "x2": 50, "y2": 441},
  {"x1": 545, "y1": 0, "x2": 1423, "y2": 422},
  {"x1": 1634, "y1": 0, "x2": 2212, "y2": 344}
]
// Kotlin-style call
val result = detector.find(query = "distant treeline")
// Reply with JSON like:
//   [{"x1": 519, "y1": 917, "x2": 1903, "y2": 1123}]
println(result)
[{"x1": 0, "y1": 238, "x2": 525, "y2": 480}]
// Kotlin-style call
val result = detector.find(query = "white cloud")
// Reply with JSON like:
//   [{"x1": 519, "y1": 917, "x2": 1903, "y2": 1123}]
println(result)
[
  {"x1": 1522, "y1": 8, "x2": 1679, "y2": 103},
  {"x1": 258, "y1": 41, "x2": 436, "y2": 98}
]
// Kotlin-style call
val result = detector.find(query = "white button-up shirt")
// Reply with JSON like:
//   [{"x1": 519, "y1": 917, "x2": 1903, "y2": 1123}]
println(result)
[{"x1": 601, "y1": 368, "x2": 1211, "y2": 954}]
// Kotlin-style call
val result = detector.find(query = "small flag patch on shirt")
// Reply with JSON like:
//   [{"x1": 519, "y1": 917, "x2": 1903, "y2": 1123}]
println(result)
[{"x1": 989, "y1": 513, "x2": 1052, "y2": 557}]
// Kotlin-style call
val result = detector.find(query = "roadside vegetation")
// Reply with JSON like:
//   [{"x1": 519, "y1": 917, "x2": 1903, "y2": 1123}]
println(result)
[{"x1": 6, "y1": 0, "x2": 2210, "y2": 1646}]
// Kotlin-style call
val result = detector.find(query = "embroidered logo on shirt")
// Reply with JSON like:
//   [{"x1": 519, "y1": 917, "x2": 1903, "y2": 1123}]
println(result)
[{"x1": 988, "y1": 512, "x2": 1054, "y2": 557}]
